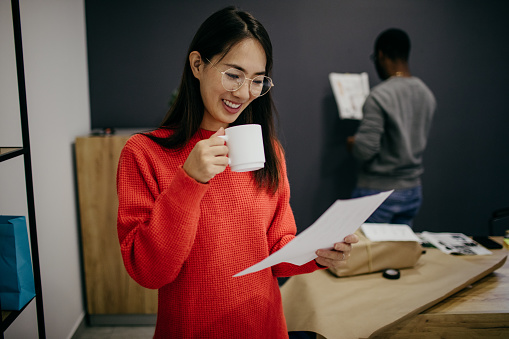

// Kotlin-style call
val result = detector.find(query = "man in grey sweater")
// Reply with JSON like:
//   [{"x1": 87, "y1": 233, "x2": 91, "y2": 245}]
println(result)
[{"x1": 347, "y1": 28, "x2": 436, "y2": 226}]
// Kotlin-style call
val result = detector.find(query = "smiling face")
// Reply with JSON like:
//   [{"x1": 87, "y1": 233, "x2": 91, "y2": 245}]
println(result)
[{"x1": 190, "y1": 38, "x2": 267, "y2": 131}]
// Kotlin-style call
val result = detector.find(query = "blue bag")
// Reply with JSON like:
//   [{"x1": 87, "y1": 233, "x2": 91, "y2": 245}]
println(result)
[{"x1": 0, "y1": 216, "x2": 36, "y2": 311}]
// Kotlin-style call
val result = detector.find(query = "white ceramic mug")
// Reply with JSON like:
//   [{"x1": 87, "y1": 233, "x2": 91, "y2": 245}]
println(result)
[{"x1": 218, "y1": 124, "x2": 265, "y2": 172}]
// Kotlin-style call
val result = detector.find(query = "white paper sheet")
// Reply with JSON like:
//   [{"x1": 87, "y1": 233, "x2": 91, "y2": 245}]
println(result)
[
  {"x1": 361, "y1": 223, "x2": 421, "y2": 242},
  {"x1": 233, "y1": 190, "x2": 393, "y2": 277},
  {"x1": 329, "y1": 72, "x2": 370, "y2": 120}
]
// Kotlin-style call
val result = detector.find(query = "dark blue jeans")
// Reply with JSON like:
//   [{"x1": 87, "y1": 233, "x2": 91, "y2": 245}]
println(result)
[{"x1": 352, "y1": 186, "x2": 423, "y2": 227}]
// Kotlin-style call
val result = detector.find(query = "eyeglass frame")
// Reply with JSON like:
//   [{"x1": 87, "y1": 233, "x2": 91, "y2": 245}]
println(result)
[{"x1": 205, "y1": 58, "x2": 274, "y2": 97}]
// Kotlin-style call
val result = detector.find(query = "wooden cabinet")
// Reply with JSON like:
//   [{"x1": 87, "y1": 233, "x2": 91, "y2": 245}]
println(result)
[{"x1": 75, "y1": 135, "x2": 157, "y2": 325}]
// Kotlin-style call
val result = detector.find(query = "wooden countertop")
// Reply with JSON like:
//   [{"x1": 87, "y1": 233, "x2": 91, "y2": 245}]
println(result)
[
  {"x1": 373, "y1": 236, "x2": 509, "y2": 338},
  {"x1": 282, "y1": 236, "x2": 509, "y2": 339}
]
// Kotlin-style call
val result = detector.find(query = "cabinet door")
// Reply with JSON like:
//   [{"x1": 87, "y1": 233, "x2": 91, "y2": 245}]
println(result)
[{"x1": 75, "y1": 136, "x2": 157, "y2": 314}]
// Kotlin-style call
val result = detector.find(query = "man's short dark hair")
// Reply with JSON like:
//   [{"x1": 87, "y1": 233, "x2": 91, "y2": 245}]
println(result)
[{"x1": 375, "y1": 28, "x2": 411, "y2": 61}]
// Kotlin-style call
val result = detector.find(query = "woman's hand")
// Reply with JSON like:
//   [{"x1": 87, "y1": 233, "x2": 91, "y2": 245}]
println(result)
[
  {"x1": 315, "y1": 233, "x2": 359, "y2": 268},
  {"x1": 183, "y1": 128, "x2": 229, "y2": 183}
]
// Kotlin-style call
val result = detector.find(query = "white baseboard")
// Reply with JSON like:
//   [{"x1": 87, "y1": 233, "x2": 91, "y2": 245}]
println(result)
[{"x1": 67, "y1": 311, "x2": 85, "y2": 339}]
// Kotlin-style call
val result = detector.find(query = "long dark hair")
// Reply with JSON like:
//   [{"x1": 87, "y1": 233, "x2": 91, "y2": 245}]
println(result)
[{"x1": 147, "y1": 6, "x2": 281, "y2": 193}]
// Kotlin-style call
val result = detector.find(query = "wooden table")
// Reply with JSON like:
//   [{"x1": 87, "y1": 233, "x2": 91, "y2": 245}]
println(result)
[
  {"x1": 282, "y1": 237, "x2": 509, "y2": 339},
  {"x1": 373, "y1": 237, "x2": 509, "y2": 338}
]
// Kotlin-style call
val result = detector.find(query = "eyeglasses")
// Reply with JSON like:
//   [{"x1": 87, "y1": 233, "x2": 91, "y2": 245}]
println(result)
[{"x1": 206, "y1": 58, "x2": 274, "y2": 97}]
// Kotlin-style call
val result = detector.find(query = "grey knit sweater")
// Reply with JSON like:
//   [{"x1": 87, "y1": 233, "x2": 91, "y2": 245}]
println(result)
[{"x1": 352, "y1": 76, "x2": 436, "y2": 190}]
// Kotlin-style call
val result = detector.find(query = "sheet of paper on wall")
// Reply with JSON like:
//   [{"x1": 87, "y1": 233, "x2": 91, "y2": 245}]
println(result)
[
  {"x1": 420, "y1": 232, "x2": 492, "y2": 255},
  {"x1": 233, "y1": 190, "x2": 394, "y2": 277},
  {"x1": 329, "y1": 72, "x2": 370, "y2": 120},
  {"x1": 361, "y1": 223, "x2": 421, "y2": 242}
]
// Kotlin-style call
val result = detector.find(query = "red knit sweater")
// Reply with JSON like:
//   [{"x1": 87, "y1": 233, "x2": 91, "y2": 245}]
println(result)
[{"x1": 116, "y1": 128, "x2": 320, "y2": 338}]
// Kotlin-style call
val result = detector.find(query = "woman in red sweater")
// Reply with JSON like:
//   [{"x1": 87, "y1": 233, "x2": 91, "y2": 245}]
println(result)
[{"x1": 116, "y1": 6, "x2": 358, "y2": 338}]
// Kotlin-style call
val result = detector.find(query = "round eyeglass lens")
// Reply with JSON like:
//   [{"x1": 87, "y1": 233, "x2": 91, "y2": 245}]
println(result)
[
  {"x1": 222, "y1": 69, "x2": 245, "y2": 91},
  {"x1": 250, "y1": 75, "x2": 272, "y2": 97},
  {"x1": 221, "y1": 68, "x2": 272, "y2": 97}
]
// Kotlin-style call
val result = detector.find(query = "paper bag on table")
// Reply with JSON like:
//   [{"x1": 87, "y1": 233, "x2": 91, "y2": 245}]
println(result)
[{"x1": 328, "y1": 229, "x2": 423, "y2": 277}]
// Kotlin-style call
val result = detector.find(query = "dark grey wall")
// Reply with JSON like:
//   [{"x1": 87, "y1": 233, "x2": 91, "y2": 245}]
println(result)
[{"x1": 86, "y1": 0, "x2": 509, "y2": 236}]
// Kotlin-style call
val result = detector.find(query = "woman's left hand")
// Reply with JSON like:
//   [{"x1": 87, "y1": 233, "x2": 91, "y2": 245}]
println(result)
[{"x1": 315, "y1": 233, "x2": 359, "y2": 268}]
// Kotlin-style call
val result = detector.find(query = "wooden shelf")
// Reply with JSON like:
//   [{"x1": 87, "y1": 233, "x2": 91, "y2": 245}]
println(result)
[
  {"x1": 0, "y1": 297, "x2": 34, "y2": 333},
  {"x1": 0, "y1": 147, "x2": 23, "y2": 162},
  {"x1": 0, "y1": 147, "x2": 21, "y2": 154},
  {"x1": 1, "y1": 311, "x2": 17, "y2": 332}
]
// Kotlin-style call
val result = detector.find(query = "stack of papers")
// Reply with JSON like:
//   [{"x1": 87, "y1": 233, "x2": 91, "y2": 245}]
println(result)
[
  {"x1": 361, "y1": 223, "x2": 421, "y2": 242},
  {"x1": 420, "y1": 232, "x2": 492, "y2": 255}
]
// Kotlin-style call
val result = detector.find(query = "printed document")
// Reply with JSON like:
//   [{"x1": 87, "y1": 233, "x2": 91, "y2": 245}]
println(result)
[
  {"x1": 329, "y1": 72, "x2": 369, "y2": 120},
  {"x1": 234, "y1": 190, "x2": 393, "y2": 277},
  {"x1": 420, "y1": 232, "x2": 492, "y2": 255}
]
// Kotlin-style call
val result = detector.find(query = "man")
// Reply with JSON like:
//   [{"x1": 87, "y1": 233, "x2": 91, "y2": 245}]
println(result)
[{"x1": 347, "y1": 28, "x2": 436, "y2": 226}]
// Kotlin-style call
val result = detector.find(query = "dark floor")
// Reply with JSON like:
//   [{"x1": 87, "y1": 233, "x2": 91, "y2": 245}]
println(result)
[
  {"x1": 72, "y1": 325, "x2": 155, "y2": 339},
  {"x1": 71, "y1": 326, "x2": 317, "y2": 339}
]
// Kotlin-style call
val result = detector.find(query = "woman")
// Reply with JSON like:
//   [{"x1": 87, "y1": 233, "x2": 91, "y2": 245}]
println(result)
[{"x1": 117, "y1": 6, "x2": 358, "y2": 338}]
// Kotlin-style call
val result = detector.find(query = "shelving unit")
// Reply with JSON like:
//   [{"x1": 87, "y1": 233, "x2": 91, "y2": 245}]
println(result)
[{"x1": 0, "y1": 0, "x2": 46, "y2": 338}]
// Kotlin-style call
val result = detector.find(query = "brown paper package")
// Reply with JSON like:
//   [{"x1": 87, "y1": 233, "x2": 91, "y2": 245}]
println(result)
[{"x1": 328, "y1": 230, "x2": 423, "y2": 277}]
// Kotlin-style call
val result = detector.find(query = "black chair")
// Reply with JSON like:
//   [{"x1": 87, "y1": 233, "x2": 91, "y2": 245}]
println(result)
[{"x1": 489, "y1": 207, "x2": 509, "y2": 236}]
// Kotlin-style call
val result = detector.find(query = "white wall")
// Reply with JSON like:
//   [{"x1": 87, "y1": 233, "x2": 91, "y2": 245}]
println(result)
[{"x1": 0, "y1": 0, "x2": 89, "y2": 338}]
